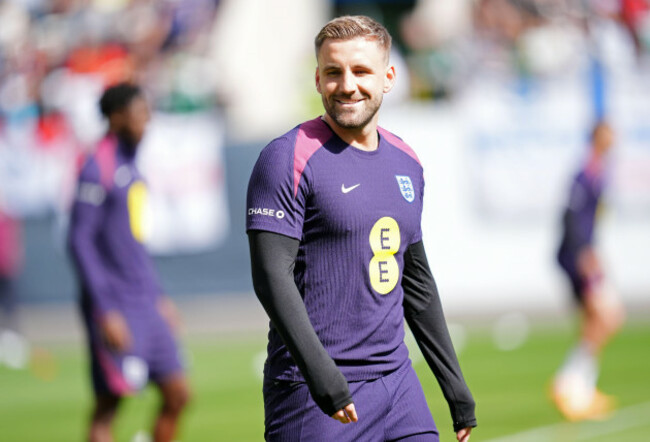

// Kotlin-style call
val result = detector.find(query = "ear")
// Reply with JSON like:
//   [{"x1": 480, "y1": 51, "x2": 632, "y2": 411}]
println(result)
[
  {"x1": 383, "y1": 65, "x2": 396, "y2": 94},
  {"x1": 315, "y1": 66, "x2": 322, "y2": 94}
]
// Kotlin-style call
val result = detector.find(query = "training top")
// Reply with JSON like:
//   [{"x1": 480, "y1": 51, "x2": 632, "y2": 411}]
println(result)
[
  {"x1": 247, "y1": 117, "x2": 425, "y2": 382},
  {"x1": 558, "y1": 154, "x2": 606, "y2": 266},
  {"x1": 68, "y1": 135, "x2": 161, "y2": 316}
]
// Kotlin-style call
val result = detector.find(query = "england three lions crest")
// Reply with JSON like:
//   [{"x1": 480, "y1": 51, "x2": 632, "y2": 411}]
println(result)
[{"x1": 395, "y1": 175, "x2": 415, "y2": 203}]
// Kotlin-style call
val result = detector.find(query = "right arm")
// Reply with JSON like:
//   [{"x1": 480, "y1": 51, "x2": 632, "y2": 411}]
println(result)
[
  {"x1": 402, "y1": 241, "x2": 476, "y2": 433},
  {"x1": 563, "y1": 177, "x2": 591, "y2": 252},
  {"x1": 68, "y1": 162, "x2": 130, "y2": 350},
  {"x1": 564, "y1": 175, "x2": 602, "y2": 279},
  {"x1": 248, "y1": 230, "x2": 355, "y2": 420}
]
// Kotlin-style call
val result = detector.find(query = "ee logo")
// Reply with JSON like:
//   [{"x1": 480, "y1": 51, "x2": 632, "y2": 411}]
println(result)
[
  {"x1": 369, "y1": 217, "x2": 400, "y2": 295},
  {"x1": 128, "y1": 181, "x2": 149, "y2": 243}
]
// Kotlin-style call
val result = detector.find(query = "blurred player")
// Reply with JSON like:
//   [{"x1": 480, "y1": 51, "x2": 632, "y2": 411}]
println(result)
[
  {"x1": 68, "y1": 83, "x2": 190, "y2": 442},
  {"x1": 247, "y1": 16, "x2": 476, "y2": 442},
  {"x1": 552, "y1": 121, "x2": 626, "y2": 421}
]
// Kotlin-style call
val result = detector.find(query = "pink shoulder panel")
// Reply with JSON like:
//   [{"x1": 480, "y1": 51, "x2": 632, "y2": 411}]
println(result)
[
  {"x1": 377, "y1": 127, "x2": 420, "y2": 165},
  {"x1": 94, "y1": 135, "x2": 117, "y2": 189},
  {"x1": 293, "y1": 118, "x2": 333, "y2": 197}
]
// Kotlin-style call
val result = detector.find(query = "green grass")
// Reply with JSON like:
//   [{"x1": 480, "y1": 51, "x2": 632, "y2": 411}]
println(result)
[{"x1": 1, "y1": 322, "x2": 649, "y2": 441}]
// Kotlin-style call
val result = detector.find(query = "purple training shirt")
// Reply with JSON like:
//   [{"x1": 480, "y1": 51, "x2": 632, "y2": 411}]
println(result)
[
  {"x1": 68, "y1": 135, "x2": 162, "y2": 316},
  {"x1": 557, "y1": 154, "x2": 607, "y2": 275},
  {"x1": 247, "y1": 117, "x2": 425, "y2": 382}
]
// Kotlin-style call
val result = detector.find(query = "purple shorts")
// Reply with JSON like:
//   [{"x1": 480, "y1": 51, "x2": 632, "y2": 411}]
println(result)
[
  {"x1": 81, "y1": 299, "x2": 184, "y2": 396},
  {"x1": 263, "y1": 360, "x2": 438, "y2": 441},
  {"x1": 558, "y1": 251, "x2": 604, "y2": 305}
]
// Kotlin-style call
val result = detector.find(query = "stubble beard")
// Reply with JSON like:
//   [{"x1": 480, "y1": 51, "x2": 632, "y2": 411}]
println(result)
[{"x1": 324, "y1": 94, "x2": 383, "y2": 130}]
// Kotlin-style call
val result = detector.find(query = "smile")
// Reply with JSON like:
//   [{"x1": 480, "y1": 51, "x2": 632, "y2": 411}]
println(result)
[{"x1": 335, "y1": 99, "x2": 364, "y2": 106}]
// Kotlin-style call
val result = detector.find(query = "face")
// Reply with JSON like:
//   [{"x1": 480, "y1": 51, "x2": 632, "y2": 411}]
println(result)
[
  {"x1": 114, "y1": 95, "x2": 150, "y2": 145},
  {"x1": 316, "y1": 37, "x2": 395, "y2": 132},
  {"x1": 592, "y1": 123, "x2": 615, "y2": 157}
]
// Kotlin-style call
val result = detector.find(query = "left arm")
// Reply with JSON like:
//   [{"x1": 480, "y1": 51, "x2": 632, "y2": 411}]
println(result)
[
  {"x1": 158, "y1": 296, "x2": 182, "y2": 334},
  {"x1": 402, "y1": 240, "x2": 477, "y2": 435}
]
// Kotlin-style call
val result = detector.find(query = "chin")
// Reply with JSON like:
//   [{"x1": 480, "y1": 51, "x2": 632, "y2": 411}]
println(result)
[
  {"x1": 338, "y1": 121, "x2": 364, "y2": 130},
  {"x1": 334, "y1": 113, "x2": 373, "y2": 130}
]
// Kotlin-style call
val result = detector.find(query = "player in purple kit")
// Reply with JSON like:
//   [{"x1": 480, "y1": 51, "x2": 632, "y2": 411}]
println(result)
[
  {"x1": 68, "y1": 83, "x2": 190, "y2": 442},
  {"x1": 552, "y1": 121, "x2": 626, "y2": 421},
  {"x1": 247, "y1": 16, "x2": 476, "y2": 442}
]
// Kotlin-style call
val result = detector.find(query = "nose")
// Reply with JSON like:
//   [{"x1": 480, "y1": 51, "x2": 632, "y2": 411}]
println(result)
[{"x1": 339, "y1": 70, "x2": 356, "y2": 94}]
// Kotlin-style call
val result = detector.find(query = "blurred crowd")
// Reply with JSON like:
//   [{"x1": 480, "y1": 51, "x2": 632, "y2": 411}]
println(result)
[
  {"x1": 398, "y1": 0, "x2": 650, "y2": 98},
  {"x1": 0, "y1": 0, "x2": 220, "y2": 217},
  {"x1": 0, "y1": 0, "x2": 220, "y2": 120}
]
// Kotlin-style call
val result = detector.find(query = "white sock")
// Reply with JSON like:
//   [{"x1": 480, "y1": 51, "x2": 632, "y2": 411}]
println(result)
[{"x1": 554, "y1": 342, "x2": 598, "y2": 407}]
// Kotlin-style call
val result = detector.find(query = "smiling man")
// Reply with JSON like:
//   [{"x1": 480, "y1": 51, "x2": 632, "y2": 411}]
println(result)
[{"x1": 246, "y1": 16, "x2": 476, "y2": 442}]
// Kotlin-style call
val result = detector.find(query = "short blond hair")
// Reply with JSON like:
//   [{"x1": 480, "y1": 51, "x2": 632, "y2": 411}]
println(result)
[{"x1": 315, "y1": 15, "x2": 391, "y2": 60}]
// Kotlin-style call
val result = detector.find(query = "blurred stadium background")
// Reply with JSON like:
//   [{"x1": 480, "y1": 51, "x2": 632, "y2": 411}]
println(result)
[{"x1": 0, "y1": 0, "x2": 649, "y2": 441}]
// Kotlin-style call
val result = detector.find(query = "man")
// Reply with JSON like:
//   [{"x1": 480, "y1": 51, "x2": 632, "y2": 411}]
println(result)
[
  {"x1": 68, "y1": 83, "x2": 190, "y2": 442},
  {"x1": 552, "y1": 121, "x2": 626, "y2": 421},
  {"x1": 247, "y1": 16, "x2": 476, "y2": 442}
]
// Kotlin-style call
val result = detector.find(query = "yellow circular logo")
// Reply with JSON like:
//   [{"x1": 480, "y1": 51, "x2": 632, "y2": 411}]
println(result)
[
  {"x1": 368, "y1": 217, "x2": 401, "y2": 295},
  {"x1": 127, "y1": 181, "x2": 148, "y2": 243}
]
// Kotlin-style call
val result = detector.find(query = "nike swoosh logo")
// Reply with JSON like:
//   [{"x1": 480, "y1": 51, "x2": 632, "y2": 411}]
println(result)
[{"x1": 341, "y1": 183, "x2": 361, "y2": 194}]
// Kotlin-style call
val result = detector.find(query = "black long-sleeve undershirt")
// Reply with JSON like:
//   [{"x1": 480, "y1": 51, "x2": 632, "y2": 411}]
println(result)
[
  {"x1": 248, "y1": 230, "x2": 477, "y2": 431},
  {"x1": 248, "y1": 230, "x2": 352, "y2": 416},
  {"x1": 402, "y1": 241, "x2": 477, "y2": 432}
]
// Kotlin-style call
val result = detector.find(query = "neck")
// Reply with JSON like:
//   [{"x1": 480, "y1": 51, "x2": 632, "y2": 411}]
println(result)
[
  {"x1": 585, "y1": 150, "x2": 605, "y2": 175},
  {"x1": 322, "y1": 114, "x2": 379, "y2": 151},
  {"x1": 113, "y1": 132, "x2": 137, "y2": 157}
]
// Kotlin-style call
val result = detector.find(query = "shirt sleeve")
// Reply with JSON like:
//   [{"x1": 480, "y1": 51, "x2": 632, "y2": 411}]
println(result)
[
  {"x1": 67, "y1": 160, "x2": 118, "y2": 315},
  {"x1": 246, "y1": 137, "x2": 307, "y2": 240},
  {"x1": 563, "y1": 174, "x2": 592, "y2": 251},
  {"x1": 248, "y1": 230, "x2": 353, "y2": 416},
  {"x1": 411, "y1": 169, "x2": 425, "y2": 245},
  {"x1": 402, "y1": 240, "x2": 477, "y2": 432}
]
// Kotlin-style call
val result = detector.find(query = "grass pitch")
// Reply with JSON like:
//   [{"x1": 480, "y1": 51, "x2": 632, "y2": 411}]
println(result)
[{"x1": 1, "y1": 320, "x2": 649, "y2": 441}]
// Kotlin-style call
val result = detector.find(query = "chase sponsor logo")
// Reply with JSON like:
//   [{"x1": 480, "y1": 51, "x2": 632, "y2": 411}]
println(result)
[
  {"x1": 77, "y1": 182, "x2": 106, "y2": 206},
  {"x1": 248, "y1": 207, "x2": 285, "y2": 219},
  {"x1": 395, "y1": 175, "x2": 415, "y2": 203}
]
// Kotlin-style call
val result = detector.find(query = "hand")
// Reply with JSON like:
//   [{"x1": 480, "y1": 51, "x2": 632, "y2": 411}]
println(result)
[
  {"x1": 456, "y1": 427, "x2": 472, "y2": 442},
  {"x1": 158, "y1": 296, "x2": 182, "y2": 333},
  {"x1": 100, "y1": 310, "x2": 131, "y2": 351},
  {"x1": 331, "y1": 403, "x2": 358, "y2": 424},
  {"x1": 577, "y1": 247, "x2": 602, "y2": 280}
]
